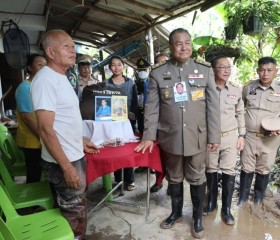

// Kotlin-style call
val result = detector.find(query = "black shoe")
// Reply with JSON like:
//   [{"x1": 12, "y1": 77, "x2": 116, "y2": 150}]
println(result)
[{"x1": 150, "y1": 183, "x2": 163, "y2": 192}]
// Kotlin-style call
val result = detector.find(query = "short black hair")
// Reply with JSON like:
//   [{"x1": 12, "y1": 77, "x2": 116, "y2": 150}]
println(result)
[
  {"x1": 26, "y1": 53, "x2": 44, "y2": 74},
  {"x1": 169, "y1": 28, "x2": 191, "y2": 45},
  {"x1": 210, "y1": 55, "x2": 228, "y2": 68},
  {"x1": 258, "y1": 57, "x2": 277, "y2": 66},
  {"x1": 108, "y1": 55, "x2": 124, "y2": 69}
]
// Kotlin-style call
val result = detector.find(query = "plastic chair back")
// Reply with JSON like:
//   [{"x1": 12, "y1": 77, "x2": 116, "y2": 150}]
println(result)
[
  {"x1": 0, "y1": 125, "x2": 26, "y2": 176},
  {"x1": 0, "y1": 186, "x2": 74, "y2": 240},
  {"x1": 0, "y1": 159, "x2": 53, "y2": 210},
  {"x1": 0, "y1": 218, "x2": 16, "y2": 240}
]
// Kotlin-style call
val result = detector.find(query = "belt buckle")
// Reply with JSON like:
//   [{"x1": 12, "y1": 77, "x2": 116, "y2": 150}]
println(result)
[
  {"x1": 221, "y1": 132, "x2": 228, "y2": 137},
  {"x1": 256, "y1": 133, "x2": 264, "y2": 137}
]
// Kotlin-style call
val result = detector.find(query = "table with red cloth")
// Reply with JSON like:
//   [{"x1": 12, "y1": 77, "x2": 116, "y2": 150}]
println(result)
[
  {"x1": 85, "y1": 141, "x2": 162, "y2": 184},
  {"x1": 85, "y1": 141, "x2": 163, "y2": 219}
]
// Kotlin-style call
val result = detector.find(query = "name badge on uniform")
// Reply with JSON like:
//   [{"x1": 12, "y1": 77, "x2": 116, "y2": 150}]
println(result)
[
  {"x1": 188, "y1": 73, "x2": 203, "y2": 79},
  {"x1": 174, "y1": 82, "x2": 188, "y2": 102},
  {"x1": 270, "y1": 92, "x2": 280, "y2": 97},
  {"x1": 227, "y1": 94, "x2": 237, "y2": 99},
  {"x1": 191, "y1": 89, "x2": 205, "y2": 101}
]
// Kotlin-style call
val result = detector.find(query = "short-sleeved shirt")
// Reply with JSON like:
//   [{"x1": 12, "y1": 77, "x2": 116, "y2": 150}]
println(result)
[
  {"x1": 31, "y1": 66, "x2": 84, "y2": 163},
  {"x1": 15, "y1": 80, "x2": 40, "y2": 148},
  {"x1": 217, "y1": 81, "x2": 246, "y2": 135},
  {"x1": 243, "y1": 79, "x2": 280, "y2": 132}
]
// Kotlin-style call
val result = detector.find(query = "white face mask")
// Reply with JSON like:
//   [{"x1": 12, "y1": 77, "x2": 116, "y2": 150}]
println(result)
[{"x1": 138, "y1": 70, "x2": 149, "y2": 80}]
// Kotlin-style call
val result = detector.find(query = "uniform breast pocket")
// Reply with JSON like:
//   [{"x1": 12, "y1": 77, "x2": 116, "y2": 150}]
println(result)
[
  {"x1": 267, "y1": 95, "x2": 280, "y2": 112},
  {"x1": 159, "y1": 86, "x2": 174, "y2": 102},
  {"x1": 225, "y1": 98, "x2": 238, "y2": 113},
  {"x1": 246, "y1": 95, "x2": 258, "y2": 108}
]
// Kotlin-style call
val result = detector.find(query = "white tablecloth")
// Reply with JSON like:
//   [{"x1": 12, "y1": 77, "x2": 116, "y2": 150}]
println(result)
[{"x1": 83, "y1": 120, "x2": 139, "y2": 146}]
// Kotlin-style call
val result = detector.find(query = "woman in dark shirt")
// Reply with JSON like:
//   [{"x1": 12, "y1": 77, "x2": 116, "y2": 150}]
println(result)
[{"x1": 106, "y1": 55, "x2": 138, "y2": 191}]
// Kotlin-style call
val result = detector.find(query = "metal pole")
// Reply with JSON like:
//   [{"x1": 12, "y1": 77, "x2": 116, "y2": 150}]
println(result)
[{"x1": 147, "y1": 28, "x2": 154, "y2": 65}]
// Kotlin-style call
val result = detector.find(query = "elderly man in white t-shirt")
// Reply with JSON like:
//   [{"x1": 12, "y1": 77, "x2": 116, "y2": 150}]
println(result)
[{"x1": 31, "y1": 29, "x2": 98, "y2": 240}]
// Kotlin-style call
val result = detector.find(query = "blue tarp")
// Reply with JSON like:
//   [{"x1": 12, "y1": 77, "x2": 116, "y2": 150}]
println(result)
[{"x1": 92, "y1": 40, "x2": 142, "y2": 71}]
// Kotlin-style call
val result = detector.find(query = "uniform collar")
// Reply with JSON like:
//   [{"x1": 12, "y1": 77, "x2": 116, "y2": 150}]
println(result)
[
  {"x1": 170, "y1": 58, "x2": 190, "y2": 68},
  {"x1": 78, "y1": 75, "x2": 94, "y2": 82},
  {"x1": 257, "y1": 79, "x2": 276, "y2": 90}
]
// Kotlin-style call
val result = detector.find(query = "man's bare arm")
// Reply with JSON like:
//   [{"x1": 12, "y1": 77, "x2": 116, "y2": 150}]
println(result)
[{"x1": 35, "y1": 109, "x2": 81, "y2": 189}]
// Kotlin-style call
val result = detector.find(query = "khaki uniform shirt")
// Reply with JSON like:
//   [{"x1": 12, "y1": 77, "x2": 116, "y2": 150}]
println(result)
[
  {"x1": 241, "y1": 79, "x2": 280, "y2": 173},
  {"x1": 78, "y1": 75, "x2": 99, "y2": 92},
  {"x1": 219, "y1": 81, "x2": 246, "y2": 135},
  {"x1": 242, "y1": 79, "x2": 280, "y2": 132},
  {"x1": 143, "y1": 58, "x2": 221, "y2": 156}
]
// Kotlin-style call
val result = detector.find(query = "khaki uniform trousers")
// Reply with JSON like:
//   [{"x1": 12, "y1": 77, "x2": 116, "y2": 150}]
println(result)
[
  {"x1": 206, "y1": 131, "x2": 238, "y2": 176},
  {"x1": 162, "y1": 150, "x2": 206, "y2": 186},
  {"x1": 241, "y1": 132, "x2": 280, "y2": 174}
]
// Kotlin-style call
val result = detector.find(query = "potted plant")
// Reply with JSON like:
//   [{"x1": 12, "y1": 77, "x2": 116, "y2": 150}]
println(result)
[{"x1": 224, "y1": 0, "x2": 280, "y2": 36}]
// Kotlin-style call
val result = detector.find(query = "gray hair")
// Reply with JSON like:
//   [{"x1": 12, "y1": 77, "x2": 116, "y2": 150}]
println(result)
[{"x1": 41, "y1": 29, "x2": 67, "y2": 50}]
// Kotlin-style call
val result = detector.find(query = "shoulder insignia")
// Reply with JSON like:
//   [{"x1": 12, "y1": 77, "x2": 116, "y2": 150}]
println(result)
[
  {"x1": 194, "y1": 58, "x2": 211, "y2": 67},
  {"x1": 152, "y1": 60, "x2": 167, "y2": 70},
  {"x1": 229, "y1": 81, "x2": 240, "y2": 88},
  {"x1": 244, "y1": 80, "x2": 255, "y2": 86}
]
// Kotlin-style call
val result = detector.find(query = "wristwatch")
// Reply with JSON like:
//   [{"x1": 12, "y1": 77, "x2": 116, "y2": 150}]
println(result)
[{"x1": 238, "y1": 134, "x2": 246, "y2": 138}]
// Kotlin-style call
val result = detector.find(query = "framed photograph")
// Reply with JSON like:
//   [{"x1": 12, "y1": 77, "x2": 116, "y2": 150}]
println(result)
[
  {"x1": 112, "y1": 95, "x2": 128, "y2": 121},
  {"x1": 94, "y1": 96, "x2": 112, "y2": 121}
]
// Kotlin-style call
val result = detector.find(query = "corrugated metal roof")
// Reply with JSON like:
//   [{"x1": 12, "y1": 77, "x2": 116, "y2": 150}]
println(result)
[{"x1": 0, "y1": 0, "x2": 225, "y2": 66}]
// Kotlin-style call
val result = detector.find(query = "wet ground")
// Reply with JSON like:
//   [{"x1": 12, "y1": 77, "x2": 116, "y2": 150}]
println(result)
[{"x1": 85, "y1": 171, "x2": 280, "y2": 240}]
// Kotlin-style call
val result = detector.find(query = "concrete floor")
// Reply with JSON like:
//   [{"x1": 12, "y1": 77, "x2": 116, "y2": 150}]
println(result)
[{"x1": 85, "y1": 171, "x2": 280, "y2": 240}]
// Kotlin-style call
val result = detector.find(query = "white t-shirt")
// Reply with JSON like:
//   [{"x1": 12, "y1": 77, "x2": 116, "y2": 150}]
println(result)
[{"x1": 31, "y1": 66, "x2": 84, "y2": 163}]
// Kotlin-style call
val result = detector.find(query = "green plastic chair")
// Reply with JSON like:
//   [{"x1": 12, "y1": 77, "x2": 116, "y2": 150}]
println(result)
[
  {"x1": 0, "y1": 218, "x2": 16, "y2": 240},
  {"x1": 0, "y1": 186, "x2": 74, "y2": 240},
  {"x1": 0, "y1": 158, "x2": 53, "y2": 210},
  {"x1": 0, "y1": 125, "x2": 26, "y2": 177}
]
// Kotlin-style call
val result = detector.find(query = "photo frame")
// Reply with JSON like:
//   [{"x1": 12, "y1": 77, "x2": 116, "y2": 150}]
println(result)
[
  {"x1": 94, "y1": 96, "x2": 112, "y2": 121},
  {"x1": 112, "y1": 95, "x2": 128, "y2": 121}
]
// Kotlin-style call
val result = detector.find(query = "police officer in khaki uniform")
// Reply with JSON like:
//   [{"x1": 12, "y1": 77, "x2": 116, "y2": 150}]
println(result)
[
  {"x1": 135, "y1": 28, "x2": 221, "y2": 239},
  {"x1": 203, "y1": 56, "x2": 246, "y2": 226},
  {"x1": 77, "y1": 55, "x2": 99, "y2": 92},
  {"x1": 238, "y1": 57, "x2": 280, "y2": 206}
]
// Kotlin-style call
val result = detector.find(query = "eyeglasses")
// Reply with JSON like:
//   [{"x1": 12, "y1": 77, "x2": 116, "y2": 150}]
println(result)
[{"x1": 214, "y1": 66, "x2": 232, "y2": 71}]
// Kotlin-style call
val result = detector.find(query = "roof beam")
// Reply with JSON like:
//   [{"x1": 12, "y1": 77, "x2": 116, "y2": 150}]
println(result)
[
  {"x1": 69, "y1": 0, "x2": 148, "y2": 25},
  {"x1": 120, "y1": 0, "x2": 174, "y2": 16},
  {"x1": 67, "y1": 14, "x2": 127, "y2": 34}
]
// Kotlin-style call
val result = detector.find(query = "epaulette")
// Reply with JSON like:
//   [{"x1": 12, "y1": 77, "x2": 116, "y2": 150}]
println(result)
[
  {"x1": 152, "y1": 60, "x2": 167, "y2": 70},
  {"x1": 229, "y1": 81, "x2": 240, "y2": 88},
  {"x1": 244, "y1": 80, "x2": 254, "y2": 86},
  {"x1": 194, "y1": 58, "x2": 211, "y2": 67}
]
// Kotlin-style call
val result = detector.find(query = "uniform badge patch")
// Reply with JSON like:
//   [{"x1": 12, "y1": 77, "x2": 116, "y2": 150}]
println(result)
[
  {"x1": 270, "y1": 92, "x2": 280, "y2": 97},
  {"x1": 188, "y1": 73, "x2": 203, "y2": 78}
]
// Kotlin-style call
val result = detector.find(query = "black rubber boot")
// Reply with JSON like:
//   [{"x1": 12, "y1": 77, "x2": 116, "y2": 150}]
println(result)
[
  {"x1": 221, "y1": 173, "x2": 235, "y2": 225},
  {"x1": 254, "y1": 173, "x2": 269, "y2": 205},
  {"x1": 190, "y1": 182, "x2": 206, "y2": 239},
  {"x1": 203, "y1": 172, "x2": 218, "y2": 215},
  {"x1": 160, "y1": 182, "x2": 183, "y2": 229},
  {"x1": 237, "y1": 171, "x2": 254, "y2": 207}
]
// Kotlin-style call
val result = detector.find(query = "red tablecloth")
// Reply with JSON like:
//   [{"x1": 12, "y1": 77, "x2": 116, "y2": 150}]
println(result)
[{"x1": 85, "y1": 142, "x2": 162, "y2": 185}]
